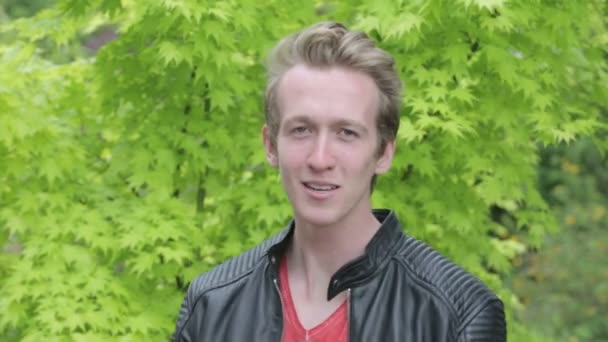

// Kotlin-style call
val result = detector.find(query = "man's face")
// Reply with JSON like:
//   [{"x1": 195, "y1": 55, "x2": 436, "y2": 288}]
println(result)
[{"x1": 263, "y1": 64, "x2": 395, "y2": 227}]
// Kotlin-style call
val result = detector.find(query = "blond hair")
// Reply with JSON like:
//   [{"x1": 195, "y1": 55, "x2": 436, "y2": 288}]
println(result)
[{"x1": 264, "y1": 21, "x2": 402, "y2": 155}]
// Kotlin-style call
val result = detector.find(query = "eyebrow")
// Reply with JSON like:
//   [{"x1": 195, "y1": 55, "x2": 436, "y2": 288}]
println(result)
[{"x1": 282, "y1": 115, "x2": 314, "y2": 127}]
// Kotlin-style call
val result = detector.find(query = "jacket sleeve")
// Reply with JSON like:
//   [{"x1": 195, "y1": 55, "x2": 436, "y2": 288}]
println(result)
[
  {"x1": 171, "y1": 287, "x2": 193, "y2": 342},
  {"x1": 459, "y1": 299, "x2": 507, "y2": 342},
  {"x1": 171, "y1": 279, "x2": 205, "y2": 342}
]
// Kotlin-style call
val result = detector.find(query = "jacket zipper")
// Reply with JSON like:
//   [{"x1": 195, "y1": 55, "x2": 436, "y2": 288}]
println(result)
[
  {"x1": 272, "y1": 277, "x2": 285, "y2": 342},
  {"x1": 347, "y1": 288, "x2": 352, "y2": 342}
]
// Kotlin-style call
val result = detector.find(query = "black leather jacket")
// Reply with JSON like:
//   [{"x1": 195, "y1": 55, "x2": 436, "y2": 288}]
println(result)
[{"x1": 172, "y1": 210, "x2": 506, "y2": 341}]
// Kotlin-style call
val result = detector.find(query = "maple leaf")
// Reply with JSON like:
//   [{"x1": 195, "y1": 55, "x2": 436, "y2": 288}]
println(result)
[
  {"x1": 398, "y1": 119, "x2": 426, "y2": 143},
  {"x1": 450, "y1": 87, "x2": 476, "y2": 106},
  {"x1": 1, "y1": 1, "x2": 606, "y2": 340},
  {"x1": 458, "y1": 0, "x2": 506, "y2": 10}
]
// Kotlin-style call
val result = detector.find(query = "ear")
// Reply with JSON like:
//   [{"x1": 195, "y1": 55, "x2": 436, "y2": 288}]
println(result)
[
  {"x1": 262, "y1": 125, "x2": 279, "y2": 168},
  {"x1": 374, "y1": 140, "x2": 396, "y2": 174}
]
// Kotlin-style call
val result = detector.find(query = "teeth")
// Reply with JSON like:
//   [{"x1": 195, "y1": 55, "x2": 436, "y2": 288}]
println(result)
[{"x1": 306, "y1": 183, "x2": 338, "y2": 191}]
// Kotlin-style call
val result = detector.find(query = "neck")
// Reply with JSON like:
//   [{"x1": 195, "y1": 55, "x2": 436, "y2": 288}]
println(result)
[{"x1": 286, "y1": 206, "x2": 381, "y2": 302}]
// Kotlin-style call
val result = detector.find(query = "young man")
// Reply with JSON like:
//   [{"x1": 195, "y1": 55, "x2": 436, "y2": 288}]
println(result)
[{"x1": 172, "y1": 22, "x2": 506, "y2": 341}]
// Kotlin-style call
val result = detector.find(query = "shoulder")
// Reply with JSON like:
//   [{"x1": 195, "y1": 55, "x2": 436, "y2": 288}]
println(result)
[
  {"x1": 186, "y1": 227, "x2": 287, "y2": 303},
  {"x1": 172, "y1": 225, "x2": 290, "y2": 340},
  {"x1": 393, "y1": 234, "x2": 506, "y2": 338}
]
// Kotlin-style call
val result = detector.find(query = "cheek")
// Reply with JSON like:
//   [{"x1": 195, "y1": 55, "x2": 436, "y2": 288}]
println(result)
[
  {"x1": 339, "y1": 145, "x2": 377, "y2": 167},
  {"x1": 277, "y1": 139, "x2": 309, "y2": 162},
  {"x1": 276, "y1": 147, "x2": 301, "y2": 173}
]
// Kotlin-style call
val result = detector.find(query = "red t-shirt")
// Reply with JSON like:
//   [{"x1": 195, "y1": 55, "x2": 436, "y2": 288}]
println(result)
[{"x1": 279, "y1": 256, "x2": 348, "y2": 342}]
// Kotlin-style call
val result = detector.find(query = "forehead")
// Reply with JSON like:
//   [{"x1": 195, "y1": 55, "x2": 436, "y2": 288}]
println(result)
[{"x1": 276, "y1": 64, "x2": 379, "y2": 125}]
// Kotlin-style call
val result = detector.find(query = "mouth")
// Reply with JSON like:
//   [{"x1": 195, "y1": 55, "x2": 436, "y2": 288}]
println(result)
[{"x1": 302, "y1": 182, "x2": 340, "y2": 192}]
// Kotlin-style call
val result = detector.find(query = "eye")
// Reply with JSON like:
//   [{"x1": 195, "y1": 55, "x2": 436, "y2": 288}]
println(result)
[
  {"x1": 291, "y1": 126, "x2": 311, "y2": 136},
  {"x1": 339, "y1": 128, "x2": 359, "y2": 139}
]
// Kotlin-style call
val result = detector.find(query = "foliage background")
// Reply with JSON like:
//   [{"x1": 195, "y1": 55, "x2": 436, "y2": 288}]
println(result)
[{"x1": 1, "y1": 0, "x2": 606, "y2": 341}]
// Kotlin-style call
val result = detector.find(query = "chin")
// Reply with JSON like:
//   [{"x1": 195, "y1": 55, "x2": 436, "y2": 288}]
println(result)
[{"x1": 293, "y1": 204, "x2": 345, "y2": 228}]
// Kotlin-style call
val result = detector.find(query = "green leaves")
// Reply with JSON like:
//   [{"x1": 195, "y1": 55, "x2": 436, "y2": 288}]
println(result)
[
  {"x1": 356, "y1": 0, "x2": 606, "y2": 338},
  {"x1": 1, "y1": 0, "x2": 606, "y2": 340},
  {"x1": 158, "y1": 40, "x2": 194, "y2": 67},
  {"x1": 458, "y1": 0, "x2": 506, "y2": 11}
]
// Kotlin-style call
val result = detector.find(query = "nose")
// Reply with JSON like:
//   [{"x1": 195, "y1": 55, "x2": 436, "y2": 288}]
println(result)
[{"x1": 306, "y1": 134, "x2": 335, "y2": 171}]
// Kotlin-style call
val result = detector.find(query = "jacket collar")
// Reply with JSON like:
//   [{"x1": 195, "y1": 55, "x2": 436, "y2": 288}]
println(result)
[{"x1": 265, "y1": 209, "x2": 405, "y2": 300}]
